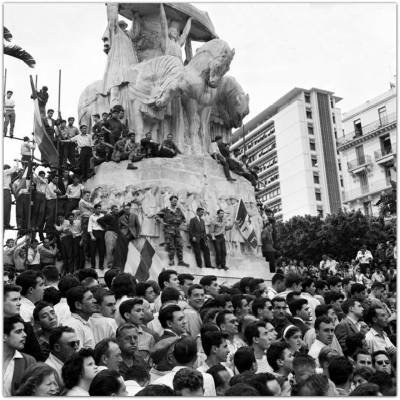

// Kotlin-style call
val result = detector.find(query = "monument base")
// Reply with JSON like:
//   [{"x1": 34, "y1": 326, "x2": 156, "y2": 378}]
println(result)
[{"x1": 84, "y1": 155, "x2": 271, "y2": 284}]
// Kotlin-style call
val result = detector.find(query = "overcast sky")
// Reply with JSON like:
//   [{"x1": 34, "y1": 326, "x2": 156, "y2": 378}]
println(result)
[{"x1": 3, "y1": 2, "x2": 396, "y2": 166}]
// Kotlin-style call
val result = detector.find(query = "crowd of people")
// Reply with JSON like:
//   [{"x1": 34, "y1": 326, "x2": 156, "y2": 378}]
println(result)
[{"x1": 3, "y1": 234, "x2": 397, "y2": 397}]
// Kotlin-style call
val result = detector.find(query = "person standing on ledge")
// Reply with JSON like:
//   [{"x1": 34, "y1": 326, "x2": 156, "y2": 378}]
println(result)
[
  {"x1": 157, "y1": 195, "x2": 189, "y2": 267},
  {"x1": 209, "y1": 209, "x2": 232, "y2": 270},
  {"x1": 4, "y1": 90, "x2": 16, "y2": 137}
]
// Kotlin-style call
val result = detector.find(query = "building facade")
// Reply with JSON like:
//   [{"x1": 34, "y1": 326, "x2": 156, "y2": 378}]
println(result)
[
  {"x1": 231, "y1": 87, "x2": 343, "y2": 221},
  {"x1": 337, "y1": 87, "x2": 397, "y2": 217}
]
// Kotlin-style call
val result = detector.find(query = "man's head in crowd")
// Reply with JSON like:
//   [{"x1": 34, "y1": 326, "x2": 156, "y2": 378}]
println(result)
[
  {"x1": 315, "y1": 316, "x2": 334, "y2": 345},
  {"x1": 352, "y1": 366, "x2": 373, "y2": 388},
  {"x1": 318, "y1": 346, "x2": 340, "y2": 374},
  {"x1": 292, "y1": 354, "x2": 316, "y2": 384},
  {"x1": 372, "y1": 350, "x2": 392, "y2": 375},
  {"x1": 187, "y1": 284, "x2": 205, "y2": 311},
  {"x1": 342, "y1": 298, "x2": 364, "y2": 320},
  {"x1": 328, "y1": 356, "x2": 354, "y2": 391},
  {"x1": 234, "y1": 346, "x2": 257, "y2": 374},
  {"x1": 94, "y1": 338, "x2": 122, "y2": 372},
  {"x1": 159, "y1": 304, "x2": 187, "y2": 335},
  {"x1": 266, "y1": 341, "x2": 294, "y2": 375},
  {"x1": 364, "y1": 306, "x2": 389, "y2": 331},
  {"x1": 271, "y1": 273, "x2": 285, "y2": 293},
  {"x1": 116, "y1": 323, "x2": 138, "y2": 356},
  {"x1": 42, "y1": 266, "x2": 60, "y2": 287},
  {"x1": 136, "y1": 282, "x2": 157, "y2": 304},
  {"x1": 178, "y1": 273, "x2": 195, "y2": 297},
  {"x1": 160, "y1": 287, "x2": 181, "y2": 305},
  {"x1": 15, "y1": 270, "x2": 45, "y2": 303},
  {"x1": 58, "y1": 274, "x2": 80, "y2": 298},
  {"x1": 294, "y1": 374, "x2": 329, "y2": 396},
  {"x1": 216, "y1": 310, "x2": 239, "y2": 338},
  {"x1": 244, "y1": 321, "x2": 276, "y2": 352},
  {"x1": 66, "y1": 285, "x2": 97, "y2": 320},
  {"x1": 370, "y1": 281, "x2": 386, "y2": 300},
  {"x1": 327, "y1": 276, "x2": 343, "y2": 292},
  {"x1": 302, "y1": 278, "x2": 316, "y2": 295},
  {"x1": 120, "y1": 298, "x2": 144, "y2": 325},
  {"x1": 272, "y1": 297, "x2": 287, "y2": 321},
  {"x1": 354, "y1": 349, "x2": 373, "y2": 369},
  {"x1": 231, "y1": 294, "x2": 251, "y2": 319},
  {"x1": 315, "y1": 280, "x2": 329, "y2": 297},
  {"x1": 285, "y1": 273, "x2": 302, "y2": 292},
  {"x1": 93, "y1": 287, "x2": 116, "y2": 318},
  {"x1": 289, "y1": 298, "x2": 311, "y2": 322},
  {"x1": 158, "y1": 269, "x2": 179, "y2": 291},
  {"x1": 173, "y1": 336, "x2": 198, "y2": 367},
  {"x1": 49, "y1": 326, "x2": 79, "y2": 362},
  {"x1": 173, "y1": 368, "x2": 204, "y2": 396},
  {"x1": 200, "y1": 275, "x2": 220, "y2": 298},
  {"x1": 111, "y1": 273, "x2": 136, "y2": 300},
  {"x1": 252, "y1": 297, "x2": 274, "y2": 321},
  {"x1": 315, "y1": 303, "x2": 337, "y2": 322},
  {"x1": 4, "y1": 315, "x2": 26, "y2": 352},
  {"x1": 4, "y1": 284, "x2": 22, "y2": 317},
  {"x1": 88, "y1": 369, "x2": 127, "y2": 396},
  {"x1": 33, "y1": 301, "x2": 58, "y2": 332},
  {"x1": 206, "y1": 364, "x2": 231, "y2": 395},
  {"x1": 350, "y1": 283, "x2": 367, "y2": 302},
  {"x1": 201, "y1": 331, "x2": 229, "y2": 363}
]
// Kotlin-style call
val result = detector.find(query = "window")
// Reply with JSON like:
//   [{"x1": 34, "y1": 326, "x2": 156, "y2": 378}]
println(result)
[
  {"x1": 309, "y1": 139, "x2": 316, "y2": 151},
  {"x1": 330, "y1": 98, "x2": 334, "y2": 108},
  {"x1": 338, "y1": 161, "x2": 342, "y2": 171},
  {"x1": 340, "y1": 178, "x2": 344, "y2": 187},
  {"x1": 311, "y1": 156, "x2": 318, "y2": 167},
  {"x1": 359, "y1": 171, "x2": 369, "y2": 194},
  {"x1": 306, "y1": 110, "x2": 312, "y2": 119},
  {"x1": 334, "y1": 129, "x2": 337, "y2": 139},
  {"x1": 308, "y1": 125, "x2": 314, "y2": 135},
  {"x1": 315, "y1": 190, "x2": 322, "y2": 201},
  {"x1": 380, "y1": 134, "x2": 392, "y2": 156},
  {"x1": 305, "y1": 93, "x2": 311, "y2": 103},
  {"x1": 317, "y1": 207, "x2": 324, "y2": 218},
  {"x1": 332, "y1": 114, "x2": 336, "y2": 124},
  {"x1": 353, "y1": 119, "x2": 363, "y2": 137},
  {"x1": 313, "y1": 173, "x2": 320, "y2": 184},
  {"x1": 355, "y1": 145, "x2": 365, "y2": 165},
  {"x1": 378, "y1": 106, "x2": 388, "y2": 126}
]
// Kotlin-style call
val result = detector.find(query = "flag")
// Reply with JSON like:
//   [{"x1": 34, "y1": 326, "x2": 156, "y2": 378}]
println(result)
[
  {"x1": 124, "y1": 239, "x2": 164, "y2": 281},
  {"x1": 30, "y1": 76, "x2": 59, "y2": 168},
  {"x1": 235, "y1": 199, "x2": 258, "y2": 248}
]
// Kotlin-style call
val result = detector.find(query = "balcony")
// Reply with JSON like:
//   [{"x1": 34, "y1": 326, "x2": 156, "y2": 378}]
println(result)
[
  {"x1": 342, "y1": 179, "x2": 392, "y2": 203},
  {"x1": 347, "y1": 155, "x2": 372, "y2": 174},
  {"x1": 374, "y1": 148, "x2": 396, "y2": 166},
  {"x1": 337, "y1": 112, "x2": 396, "y2": 150}
]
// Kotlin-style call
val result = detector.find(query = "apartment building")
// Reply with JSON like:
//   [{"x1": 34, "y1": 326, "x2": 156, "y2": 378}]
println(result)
[
  {"x1": 231, "y1": 87, "x2": 343, "y2": 221},
  {"x1": 337, "y1": 87, "x2": 397, "y2": 216}
]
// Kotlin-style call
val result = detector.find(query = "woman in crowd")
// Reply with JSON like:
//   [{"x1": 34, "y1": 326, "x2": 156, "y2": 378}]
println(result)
[
  {"x1": 282, "y1": 325, "x2": 303, "y2": 355},
  {"x1": 15, "y1": 363, "x2": 59, "y2": 396}
]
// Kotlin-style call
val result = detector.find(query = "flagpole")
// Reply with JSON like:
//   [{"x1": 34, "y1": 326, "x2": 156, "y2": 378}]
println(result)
[
  {"x1": 3, "y1": 68, "x2": 7, "y2": 104},
  {"x1": 55, "y1": 70, "x2": 63, "y2": 225}
]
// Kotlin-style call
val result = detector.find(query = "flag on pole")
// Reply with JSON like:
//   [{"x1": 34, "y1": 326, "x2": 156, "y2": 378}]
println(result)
[
  {"x1": 29, "y1": 75, "x2": 59, "y2": 168},
  {"x1": 124, "y1": 239, "x2": 164, "y2": 281},
  {"x1": 235, "y1": 199, "x2": 258, "y2": 248}
]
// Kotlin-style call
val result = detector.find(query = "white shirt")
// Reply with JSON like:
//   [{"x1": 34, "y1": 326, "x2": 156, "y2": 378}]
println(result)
[
  {"x1": 308, "y1": 339, "x2": 326, "y2": 367},
  {"x1": 267, "y1": 287, "x2": 278, "y2": 300},
  {"x1": 3, "y1": 164, "x2": 19, "y2": 189},
  {"x1": 20, "y1": 296, "x2": 35, "y2": 323},
  {"x1": 365, "y1": 327, "x2": 396, "y2": 354},
  {"x1": 54, "y1": 297, "x2": 72, "y2": 325},
  {"x1": 63, "y1": 313, "x2": 95, "y2": 349},
  {"x1": 3, "y1": 350, "x2": 23, "y2": 396},
  {"x1": 154, "y1": 366, "x2": 216, "y2": 396},
  {"x1": 356, "y1": 250, "x2": 373, "y2": 264},
  {"x1": 125, "y1": 380, "x2": 144, "y2": 396},
  {"x1": 46, "y1": 182, "x2": 58, "y2": 200},
  {"x1": 27, "y1": 247, "x2": 40, "y2": 265},
  {"x1": 256, "y1": 355, "x2": 274, "y2": 373},
  {"x1": 147, "y1": 311, "x2": 163, "y2": 336},
  {"x1": 45, "y1": 353, "x2": 64, "y2": 382},
  {"x1": 4, "y1": 97, "x2": 15, "y2": 110},
  {"x1": 88, "y1": 213, "x2": 104, "y2": 232},
  {"x1": 66, "y1": 386, "x2": 89, "y2": 396},
  {"x1": 66, "y1": 183, "x2": 83, "y2": 199},
  {"x1": 70, "y1": 133, "x2": 93, "y2": 149},
  {"x1": 89, "y1": 314, "x2": 117, "y2": 344}
]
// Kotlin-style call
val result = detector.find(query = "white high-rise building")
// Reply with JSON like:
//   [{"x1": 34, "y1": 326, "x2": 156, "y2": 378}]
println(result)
[
  {"x1": 337, "y1": 87, "x2": 397, "y2": 216},
  {"x1": 231, "y1": 87, "x2": 343, "y2": 221}
]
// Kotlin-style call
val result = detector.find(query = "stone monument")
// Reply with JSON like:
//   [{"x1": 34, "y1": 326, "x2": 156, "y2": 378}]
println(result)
[{"x1": 78, "y1": 2, "x2": 270, "y2": 284}]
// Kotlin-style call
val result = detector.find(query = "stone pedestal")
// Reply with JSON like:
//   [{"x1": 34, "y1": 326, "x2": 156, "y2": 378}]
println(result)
[{"x1": 84, "y1": 155, "x2": 271, "y2": 283}]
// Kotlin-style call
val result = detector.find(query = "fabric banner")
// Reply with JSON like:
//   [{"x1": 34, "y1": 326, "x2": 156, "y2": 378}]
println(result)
[
  {"x1": 235, "y1": 199, "x2": 258, "y2": 248},
  {"x1": 124, "y1": 239, "x2": 164, "y2": 281}
]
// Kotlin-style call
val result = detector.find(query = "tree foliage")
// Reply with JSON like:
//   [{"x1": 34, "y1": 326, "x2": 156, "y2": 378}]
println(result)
[
  {"x1": 276, "y1": 210, "x2": 396, "y2": 264},
  {"x1": 4, "y1": 26, "x2": 36, "y2": 68}
]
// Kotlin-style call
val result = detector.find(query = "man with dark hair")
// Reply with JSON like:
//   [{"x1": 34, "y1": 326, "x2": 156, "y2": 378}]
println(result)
[
  {"x1": 54, "y1": 274, "x2": 80, "y2": 324},
  {"x1": 244, "y1": 321, "x2": 276, "y2": 373},
  {"x1": 327, "y1": 276, "x2": 343, "y2": 292},
  {"x1": 154, "y1": 336, "x2": 216, "y2": 395},
  {"x1": 158, "y1": 304, "x2": 187, "y2": 340},
  {"x1": 279, "y1": 272, "x2": 302, "y2": 299},
  {"x1": 206, "y1": 364, "x2": 231, "y2": 395},
  {"x1": 188, "y1": 207, "x2": 213, "y2": 269},
  {"x1": 3, "y1": 316, "x2": 36, "y2": 395},
  {"x1": 46, "y1": 326, "x2": 79, "y2": 381},
  {"x1": 292, "y1": 354, "x2": 316, "y2": 385},
  {"x1": 198, "y1": 330, "x2": 230, "y2": 373},
  {"x1": 364, "y1": 306, "x2": 396, "y2": 354},
  {"x1": 335, "y1": 299, "x2": 364, "y2": 354},
  {"x1": 200, "y1": 275, "x2": 220, "y2": 300},
  {"x1": 88, "y1": 203, "x2": 106, "y2": 269},
  {"x1": 267, "y1": 273, "x2": 285, "y2": 300},
  {"x1": 33, "y1": 301, "x2": 58, "y2": 358},
  {"x1": 209, "y1": 135, "x2": 236, "y2": 182},
  {"x1": 157, "y1": 195, "x2": 189, "y2": 267},
  {"x1": 301, "y1": 277, "x2": 321, "y2": 322},
  {"x1": 64, "y1": 285, "x2": 96, "y2": 348},
  {"x1": 177, "y1": 273, "x2": 195, "y2": 298},
  {"x1": 350, "y1": 283, "x2": 367, "y2": 302},
  {"x1": 119, "y1": 298, "x2": 155, "y2": 361},
  {"x1": 234, "y1": 346, "x2": 257, "y2": 374},
  {"x1": 173, "y1": 367, "x2": 204, "y2": 396},
  {"x1": 94, "y1": 338, "x2": 122, "y2": 372},
  {"x1": 354, "y1": 349, "x2": 373, "y2": 369},
  {"x1": 15, "y1": 270, "x2": 45, "y2": 323},
  {"x1": 124, "y1": 363, "x2": 151, "y2": 395},
  {"x1": 288, "y1": 298, "x2": 311, "y2": 336},
  {"x1": 153, "y1": 269, "x2": 180, "y2": 312},
  {"x1": 252, "y1": 297, "x2": 274, "y2": 322},
  {"x1": 368, "y1": 371, "x2": 393, "y2": 395},
  {"x1": 42, "y1": 265, "x2": 60, "y2": 288},
  {"x1": 328, "y1": 356, "x2": 354, "y2": 395},
  {"x1": 372, "y1": 350, "x2": 392, "y2": 375},
  {"x1": 308, "y1": 316, "x2": 335, "y2": 365},
  {"x1": 271, "y1": 296, "x2": 291, "y2": 337},
  {"x1": 266, "y1": 341, "x2": 294, "y2": 379},
  {"x1": 93, "y1": 287, "x2": 116, "y2": 319},
  {"x1": 209, "y1": 209, "x2": 232, "y2": 270},
  {"x1": 184, "y1": 284, "x2": 205, "y2": 337}
]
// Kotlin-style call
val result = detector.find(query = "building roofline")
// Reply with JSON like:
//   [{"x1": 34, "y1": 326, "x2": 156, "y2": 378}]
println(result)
[{"x1": 231, "y1": 87, "x2": 341, "y2": 144}]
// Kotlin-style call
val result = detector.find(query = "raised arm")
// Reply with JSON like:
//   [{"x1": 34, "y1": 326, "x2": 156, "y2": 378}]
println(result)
[
  {"x1": 159, "y1": 3, "x2": 168, "y2": 54},
  {"x1": 179, "y1": 17, "x2": 192, "y2": 46}
]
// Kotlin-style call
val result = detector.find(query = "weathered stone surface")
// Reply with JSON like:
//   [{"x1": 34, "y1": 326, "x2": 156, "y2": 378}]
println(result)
[{"x1": 84, "y1": 155, "x2": 271, "y2": 282}]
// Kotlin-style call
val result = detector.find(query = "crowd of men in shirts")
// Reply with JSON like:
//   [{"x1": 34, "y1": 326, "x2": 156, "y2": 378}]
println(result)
[{"x1": 3, "y1": 233, "x2": 397, "y2": 396}]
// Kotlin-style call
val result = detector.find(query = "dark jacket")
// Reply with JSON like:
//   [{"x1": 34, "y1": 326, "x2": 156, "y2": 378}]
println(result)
[
  {"x1": 10, "y1": 352, "x2": 36, "y2": 395},
  {"x1": 334, "y1": 316, "x2": 359, "y2": 353},
  {"x1": 188, "y1": 216, "x2": 207, "y2": 242},
  {"x1": 119, "y1": 212, "x2": 141, "y2": 240}
]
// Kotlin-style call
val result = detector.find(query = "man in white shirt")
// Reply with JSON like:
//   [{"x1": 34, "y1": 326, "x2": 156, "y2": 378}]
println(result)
[
  {"x1": 356, "y1": 244, "x2": 373, "y2": 274},
  {"x1": 45, "y1": 175, "x2": 61, "y2": 232},
  {"x1": 154, "y1": 336, "x2": 216, "y2": 396},
  {"x1": 66, "y1": 175, "x2": 83, "y2": 214},
  {"x1": 184, "y1": 284, "x2": 204, "y2": 338},
  {"x1": 197, "y1": 331, "x2": 231, "y2": 374},
  {"x1": 4, "y1": 90, "x2": 16, "y2": 137},
  {"x1": 54, "y1": 274, "x2": 80, "y2": 324},
  {"x1": 3, "y1": 160, "x2": 19, "y2": 228},
  {"x1": 15, "y1": 270, "x2": 45, "y2": 323},
  {"x1": 88, "y1": 203, "x2": 106, "y2": 269},
  {"x1": 365, "y1": 306, "x2": 396, "y2": 355},
  {"x1": 301, "y1": 278, "x2": 321, "y2": 323},
  {"x1": 46, "y1": 326, "x2": 79, "y2": 383},
  {"x1": 308, "y1": 316, "x2": 335, "y2": 366},
  {"x1": 267, "y1": 273, "x2": 286, "y2": 300},
  {"x1": 63, "y1": 286, "x2": 97, "y2": 349}
]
